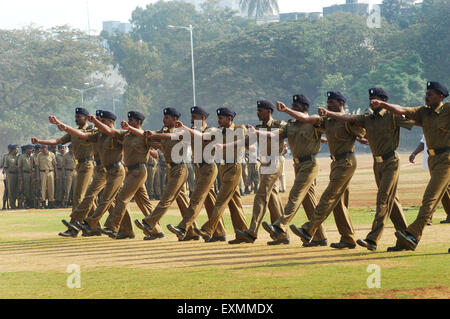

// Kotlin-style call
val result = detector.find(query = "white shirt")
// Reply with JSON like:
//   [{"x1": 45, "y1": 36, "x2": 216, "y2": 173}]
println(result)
[{"x1": 421, "y1": 135, "x2": 428, "y2": 170}]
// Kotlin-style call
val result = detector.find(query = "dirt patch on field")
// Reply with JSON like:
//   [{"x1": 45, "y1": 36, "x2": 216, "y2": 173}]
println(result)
[{"x1": 346, "y1": 286, "x2": 450, "y2": 299}]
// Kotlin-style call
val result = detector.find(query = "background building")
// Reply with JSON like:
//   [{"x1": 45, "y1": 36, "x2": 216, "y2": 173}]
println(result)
[
  {"x1": 323, "y1": 0, "x2": 369, "y2": 16},
  {"x1": 102, "y1": 21, "x2": 132, "y2": 35}
]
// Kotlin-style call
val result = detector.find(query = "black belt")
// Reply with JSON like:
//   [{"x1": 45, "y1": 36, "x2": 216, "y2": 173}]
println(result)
[
  {"x1": 127, "y1": 163, "x2": 146, "y2": 171},
  {"x1": 40, "y1": 170, "x2": 53, "y2": 172},
  {"x1": 293, "y1": 155, "x2": 315, "y2": 164},
  {"x1": 7, "y1": 171, "x2": 17, "y2": 174},
  {"x1": 105, "y1": 162, "x2": 123, "y2": 171},
  {"x1": 78, "y1": 157, "x2": 94, "y2": 163},
  {"x1": 330, "y1": 151, "x2": 354, "y2": 161},
  {"x1": 427, "y1": 146, "x2": 450, "y2": 156},
  {"x1": 373, "y1": 151, "x2": 395, "y2": 163},
  {"x1": 57, "y1": 168, "x2": 63, "y2": 170}
]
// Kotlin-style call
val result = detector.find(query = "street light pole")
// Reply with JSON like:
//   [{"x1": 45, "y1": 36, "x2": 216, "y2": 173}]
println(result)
[
  {"x1": 63, "y1": 84, "x2": 104, "y2": 106},
  {"x1": 168, "y1": 24, "x2": 196, "y2": 106}
]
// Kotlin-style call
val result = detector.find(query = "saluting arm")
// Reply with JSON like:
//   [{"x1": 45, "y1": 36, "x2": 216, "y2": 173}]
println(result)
[
  {"x1": 121, "y1": 121, "x2": 144, "y2": 137},
  {"x1": 175, "y1": 121, "x2": 204, "y2": 139},
  {"x1": 89, "y1": 115, "x2": 115, "y2": 137},
  {"x1": 56, "y1": 123, "x2": 89, "y2": 140},
  {"x1": 30, "y1": 138, "x2": 60, "y2": 146},
  {"x1": 277, "y1": 101, "x2": 319, "y2": 125},
  {"x1": 318, "y1": 107, "x2": 357, "y2": 123},
  {"x1": 370, "y1": 100, "x2": 408, "y2": 116}
]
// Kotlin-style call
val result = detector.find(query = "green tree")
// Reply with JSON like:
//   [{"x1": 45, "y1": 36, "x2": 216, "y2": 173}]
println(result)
[{"x1": 0, "y1": 26, "x2": 111, "y2": 147}]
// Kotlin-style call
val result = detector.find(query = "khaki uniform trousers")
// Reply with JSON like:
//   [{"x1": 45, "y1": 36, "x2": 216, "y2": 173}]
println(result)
[
  {"x1": 178, "y1": 163, "x2": 226, "y2": 237},
  {"x1": 302, "y1": 154, "x2": 357, "y2": 245},
  {"x1": 63, "y1": 170, "x2": 76, "y2": 202},
  {"x1": 70, "y1": 165, "x2": 106, "y2": 223},
  {"x1": 143, "y1": 164, "x2": 197, "y2": 236},
  {"x1": 55, "y1": 168, "x2": 64, "y2": 202},
  {"x1": 6, "y1": 172, "x2": 18, "y2": 207},
  {"x1": 40, "y1": 171, "x2": 54, "y2": 202},
  {"x1": 105, "y1": 165, "x2": 154, "y2": 232},
  {"x1": 443, "y1": 190, "x2": 450, "y2": 218},
  {"x1": 72, "y1": 161, "x2": 94, "y2": 211},
  {"x1": 85, "y1": 165, "x2": 134, "y2": 236},
  {"x1": 366, "y1": 154, "x2": 408, "y2": 244},
  {"x1": 278, "y1": 156, "x2": 286, "y2": 192},
  {"x1": 22, "y1": 172, "x2": 32, "y2": 205},
  {"x1": 247, "y1": 162, "x2": 284, "y2": 238},
  {"x1": 407, "y1": 152, "x2": 450, "y2": 241},
  {"x1": 201, "y1": 163, "x2": 249, "y2": 238},
  {"x1": 272, "y1": 159, "x2": 326, "y2": 241}
]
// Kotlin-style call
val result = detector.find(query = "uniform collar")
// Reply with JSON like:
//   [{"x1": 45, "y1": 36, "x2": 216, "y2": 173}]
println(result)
[
  {"x1": 79, "y1": 122, "x2": 89, "y2": 130},
  {"x1": 368, "y1": 108, "x2": 386, "y2": 117},
  {"x1": 429, "y1": 102, "x2": 444, "y2": 114},
  {"x1": 263, "y1": 118, "x2": 274, "y2": 127}
]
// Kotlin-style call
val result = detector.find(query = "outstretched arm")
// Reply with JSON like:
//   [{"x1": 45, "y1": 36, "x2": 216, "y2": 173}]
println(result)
[
  {"x1": 370, "y1": 100, "x2": 408, "y2": 116},
  {"x1": 56, "y1": 123, "x2": 89, "y2": 140},
  {"x1": 277, "y1": 101, "x2": 320, "y2": 125},
  {"x1": 121, "y1": 121, "x2": 145, "y2": 138},
  {"x1": 31, "y1": 137, "x2": 61, "y2": 146},
  {"x1": 318, "y1": 107, "x2": 357, "y2": 123},
  {"x1": 89, "y1": 115, "x2": 115, "y2": 137},
  {"x1": 175, "y1": 120, "x2": 205, "y2": 139}
]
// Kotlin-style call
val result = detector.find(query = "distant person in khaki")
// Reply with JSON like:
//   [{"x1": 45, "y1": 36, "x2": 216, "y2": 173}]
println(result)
[
  {"x1": 134, "y1": 107, "x2": 197, "y2": 241},
  {"x1": 1, "y1": 144, "x2": 19, "y2": 209},
  {"x1": 318, "y1": 88, "x2": 414, "y2": 252},
  {"x1": 36, "y1": 145, "x2": 58, "y2": 208},
  {"x1": 18, "y1": 145, "x2": 34, "y2": 208},
  {"x1": 193, "y1": 107, "x2": 250, "y2": 245},
  {"x1": 370, "y1": 81, "x2": 449, "y2": 251},
  {"x1": 259, "y1": 94, "x2": 328, "y2": 246},
  {"x1": 54, "y1": 144, "x2": 66, "y2": 208},
  {"x1": 284, "y1": 91, "x2": 366, "y2": 249},
  {"x1": 234, "y1": 100, "x2": 286, "y2": 244},
  {"x1": 409, "y1": 134, "x2": 450, "y2": 224},
  {"x1": 166, "y1": 106, "x2": 227, "y2": 242},
  {"x1": 62, "y1": 144, "x2": 76, "y2": 208}
]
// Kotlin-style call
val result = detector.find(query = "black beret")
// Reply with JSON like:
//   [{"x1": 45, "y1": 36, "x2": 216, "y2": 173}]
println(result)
[
  {"x1": 327, "y1": 91, "x2": 347, "y2": 103},
  {"x1": 58, "y1": 144, "x2": 66, "y2": 150},
  {"x1": 191, "y1": 106, "x2": 209, "y2": 118},
  {"x1": 163, "y1": 107, "x2": 181, "y2": 118},
  {"x1": 9, "y1": 144, "x2": 18, "y2": 149},
  {"x1": 369, "y1": 88, "x2": 389, "y2": 99},
  {"x1": 100, "y1": 110, "x2": 117, "y2": 121},
  {"x1": 128, "y1": 111, "x2": 145, "y2": 122},
  {"x1": 41, "y1": 145, "x2": 48, "y2": 149},
  {"x1": 427, "y1": 81, "x2": 449, "y2": 98},
  {"x1": 257, "y1": 100, "x2": 274, "y2": 111},
  {"x1": 75, "y1": 107, "x2": 89, "y2": 116},
  {"x1": 34, "y1": 144, "x2": 42, "y2": 149},
  {"x1": 293, "y1": 94, "x2": 311, "y2": 106},
  {"x1": 216, "y1": 107, "x2": 236, "y2": 118},
  {"x1": 95, "y1": 110, "x2": 103, "y2": 117},
  {"x1": 7, "y1": 144, "x2": 13, "y2": 149},
  {"x1": 68, "y1": 144, "x2": 73, "y2": 149}
]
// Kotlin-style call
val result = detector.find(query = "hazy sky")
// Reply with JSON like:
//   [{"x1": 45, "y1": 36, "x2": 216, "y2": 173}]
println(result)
[{"x1": 0, "y1": 0, "x2": 384, "y2": 34}]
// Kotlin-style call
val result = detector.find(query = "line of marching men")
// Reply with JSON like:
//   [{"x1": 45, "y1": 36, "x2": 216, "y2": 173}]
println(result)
[{"x1": 27, "y1": 80, "x2": 449, "y2": 252}]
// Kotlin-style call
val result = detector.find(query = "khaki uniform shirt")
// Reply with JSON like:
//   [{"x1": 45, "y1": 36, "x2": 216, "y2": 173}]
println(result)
[
  {"x1": 56, "y1": 153, "x2": 64, "y2": 169},
  {"x1": 316, "y1": 115, "x2": 366, "y2": 157},
  {"x1": 255, "y1": 118, "x2": 287, "y2": 156},
  {"x1": 87, "y1": 130, "x2": 123, "y2": 167},
  {"x1": 18, "y1": 154, "x2": 32, "y2": 172},
  {"x1": 3, "y1": 154, "x2": 18, "y2": 173},
  {"x1": 59, "y1": 123, "x2": 95, "y2": 161},
  {"x1": 114, "y1": 130, "x2": 151, "y2": 166},
  {"x1": 279, "y1": 117, "x2": 322, "y2": 158},
  {"x1": 63, "y1": 152, "x2": 76, "y2": 170},
  {"x1": 404, "y1": 102, "x2": 450, "y2": 150},
  {"x1": 37, "y1": 152, "x2": 56, "y2": 171},
  {"x1": 147, "y1": 127, "x2": 184, "y2": 164},
  {"x1": 354, "y1": 109, "x2": 414, "y2": 156}
]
